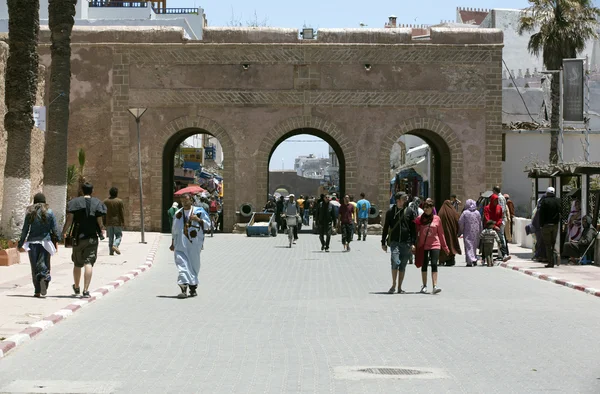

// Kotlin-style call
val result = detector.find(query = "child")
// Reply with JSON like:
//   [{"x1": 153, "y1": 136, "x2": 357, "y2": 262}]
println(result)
[{"x1": 480, "y1": 220, "x2": 501, "y2": 267}]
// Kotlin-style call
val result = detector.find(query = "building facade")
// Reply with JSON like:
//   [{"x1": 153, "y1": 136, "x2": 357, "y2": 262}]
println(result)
[{"x1": 29, "y1": 25, "x2": 503, "y2": 232}]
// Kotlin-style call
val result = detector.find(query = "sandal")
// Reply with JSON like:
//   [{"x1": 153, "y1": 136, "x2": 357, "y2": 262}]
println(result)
[{"x1": 388, "y1": 286, "x2": 396, "y2": 294}]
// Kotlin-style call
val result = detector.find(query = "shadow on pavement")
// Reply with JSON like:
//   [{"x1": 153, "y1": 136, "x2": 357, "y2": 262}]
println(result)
[
  {"x1": 6, "y1": 294, "x2": 76, "y2": 299},
  {"x1": 369, "y1": 291, "x2": 421, "y2": 295},
  {"x1": 156, "y1": 295, "x2": 185, "y2": 299}
]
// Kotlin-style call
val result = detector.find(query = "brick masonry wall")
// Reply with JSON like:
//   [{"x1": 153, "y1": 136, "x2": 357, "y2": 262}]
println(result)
[{"x1": 41, "y1": 31, "x2": 503, "y2": 232}]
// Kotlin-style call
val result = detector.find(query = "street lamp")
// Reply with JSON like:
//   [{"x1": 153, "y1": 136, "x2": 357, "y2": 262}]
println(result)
[{"x1": 128, "y1": 107, "x2": 148, "y2": 244}]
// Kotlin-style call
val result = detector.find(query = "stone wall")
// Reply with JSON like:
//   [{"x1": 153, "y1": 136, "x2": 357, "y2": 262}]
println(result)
[
  {"x1": 43, "y1": 26, "x2": 503, "y2": 232},
  {"x1": 0, "y1": 42, "x2": 46, "y2": 215}
]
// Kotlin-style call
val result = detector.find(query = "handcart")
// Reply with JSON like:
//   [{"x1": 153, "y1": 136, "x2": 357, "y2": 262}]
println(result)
[{"x1": 246, "y1": 212, "x2": 277, "y2": 237}]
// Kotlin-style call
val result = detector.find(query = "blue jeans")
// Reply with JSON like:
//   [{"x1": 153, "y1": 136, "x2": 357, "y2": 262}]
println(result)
[
  {"x1": 27, "y1": 244, "x2": 50, "y2": 294},
  {"x1": 390, "y1": 241, "x2": 411, "y2": 272},
  {"x1": 107, "y1": 226, "x2": 123, "y2": 252}
]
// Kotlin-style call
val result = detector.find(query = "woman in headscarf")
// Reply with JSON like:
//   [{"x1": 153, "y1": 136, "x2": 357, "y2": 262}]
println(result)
[
  {"x1": 438, "y1": 200, "x2": 462, "y2": 266},
  {"x1": 484, "y1": 193, "x2": 510, "y2": 262},
  {"x1": 567, "y1": 194, "x2": 582, "y2": 242},
  {"x1": 562, "y1": 214, "x2": 596, "y2": 264},
  {"x1": 18, "y1": 193, "x2": 60, "y2": 298},
  {"x1": 531, "y1": 197, "x2": 547, "y2": 262},
  {"x1": 458, "y1": 199, "x2": 483, "y2": 266}
]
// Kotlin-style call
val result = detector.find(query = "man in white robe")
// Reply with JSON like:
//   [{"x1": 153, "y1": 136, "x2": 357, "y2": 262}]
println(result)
[{"x1": 170, "y1": 193, "x2": 211, "y2": 298}]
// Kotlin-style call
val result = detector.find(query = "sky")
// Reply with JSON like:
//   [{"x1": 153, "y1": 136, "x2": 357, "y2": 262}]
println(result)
[{"x1": 169, "y1": 0, "x2": 536, "y2": 170}]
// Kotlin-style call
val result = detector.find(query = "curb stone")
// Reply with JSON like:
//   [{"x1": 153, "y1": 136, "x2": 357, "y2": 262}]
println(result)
[
  {"x1": 498, "y1": 261, "x2": 600, "y2": 298},
  {"x1": 0, "y1": 236, "x2": 161, "y2": 359}
]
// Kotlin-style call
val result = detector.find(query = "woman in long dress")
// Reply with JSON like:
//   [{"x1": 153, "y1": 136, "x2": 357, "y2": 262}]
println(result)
[
  {"x1": 567, "y1": 198, "x2": 582, "y2": 242},
  {"x1": 531, "y1": 197, "x2": 547, "y2": 262},
  {"x1": 438, "y1": 200, "x2": 462, "y2": 266},
  {"x1": 458, "y1": 199, "x2": 483, "y2": 267}
]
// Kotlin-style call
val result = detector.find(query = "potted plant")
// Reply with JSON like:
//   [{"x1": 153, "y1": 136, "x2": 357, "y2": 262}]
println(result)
[{"x1": 0, "y1": 238, "x2": 21, "y2": 266}]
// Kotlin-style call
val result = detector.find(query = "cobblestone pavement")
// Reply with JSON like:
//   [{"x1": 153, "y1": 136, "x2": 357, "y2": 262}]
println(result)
[
  {"x1": 0, "y1": 232, "x2": 160, "y2": 339},
  {"x1": 0, "y1": 234, "x2": 599, "y2": 394}
]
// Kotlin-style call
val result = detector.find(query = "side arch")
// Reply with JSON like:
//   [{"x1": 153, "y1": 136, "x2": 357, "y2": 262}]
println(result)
[
  {"x1": 379, "y1": 117, "x2": 464, "y2": 211},
  {"x1": 255, "y1": 116, "x2": 358, "y2": 205},
  {"x1": 150, "y1": 115, "x2": 237, "y2": 233}
]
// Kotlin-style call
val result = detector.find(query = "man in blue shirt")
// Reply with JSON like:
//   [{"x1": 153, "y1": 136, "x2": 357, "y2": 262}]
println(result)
[{"x1": 356, "y1": 192, "x2": 371, "y2": 241}]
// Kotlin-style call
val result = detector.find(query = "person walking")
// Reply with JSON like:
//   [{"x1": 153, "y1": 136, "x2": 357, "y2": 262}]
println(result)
[
  {"x1": 484, "y1": 194, "x2": 510, "y2": 262},
  {"x1": 458, "y1": 199, "x2": 483, "y2": 266},
  {"x1": 539, "y1": 186, "x2": 561, "y2": 268},
  {"x1": 316, "y1": 194, "x2": 334, "y2": 252},
  {"x1": 356, "y1": 192, "x2": 371, "y2": 241},
  {"x1": 103, "y1": 187, "x2": 125, "y2": 256},
  {"x1": 480, "y1": 220, "x2": 502, "y2": 267},
  {"x1": 62, "y1": 182, "x2": 107, "y2": 298},
  {"x1": 339, "y1": 195, "x2": 355, "y2": 252},
  {"x1": 450, "y1": 194, "x2": 462, "y2": 212},
  {"x1": 284, "y1": 194, "x2": 300, "y2": 243},
  {"x1": 276, "y1": 195, "x2": 285, "y2": 232},
  {"x1": 18, "y1": 193, "x2": 60, "y2": 298},
  {"x1": 381, "y1": 192, "x2": 416, "y2": 294},
  {"x1": 505, "y1": 193, "x2": 516, "y2": 243},
  {"x1": 438, "y1": 200, "x2": 462, "y2": 266},
  {"x1": 415, "y1": 200, "x2": 448, "y2": 294},
  {"x1": 168, "y1": 202, "x2": 179, "y2": 231},
  {"x1": 493, "y1": 186, "x2": 511, "y2": 260},
  {"x1": 169, "y1": 193, "x2": 210, "y2": 298}
]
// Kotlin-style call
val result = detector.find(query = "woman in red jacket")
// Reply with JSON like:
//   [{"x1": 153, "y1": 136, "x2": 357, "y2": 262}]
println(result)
[
  {"x1": 484, "y1": 194, "x2": 510, "y2": 262},
  {"x1": 415, "y1": 200, "x2": 449, "y2": 294}
]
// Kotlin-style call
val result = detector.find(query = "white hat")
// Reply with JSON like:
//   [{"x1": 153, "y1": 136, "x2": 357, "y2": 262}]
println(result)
[
  {"x1": 289, "y1": 194, "x2": 295, "y2": 198},
  {"x1": 172, "y1": 202, "x2": 179, "y2": 208},
  {"x1": 546, "y1": 187, "x2": 555, "y2": 194}
]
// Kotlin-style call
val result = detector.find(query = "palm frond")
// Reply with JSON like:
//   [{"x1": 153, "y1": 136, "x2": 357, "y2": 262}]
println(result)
[{"x1": 77, "y1": 147, "x2": 85, "y2": 170}]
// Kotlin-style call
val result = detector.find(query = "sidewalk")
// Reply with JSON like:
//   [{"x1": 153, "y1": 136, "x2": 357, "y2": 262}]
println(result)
[
  {"x1": 500, "y1": 242, "x2": 600, "y2": 297},
  {"x1": 0, "y1": 232, "x2": 161, "y2": 340}
]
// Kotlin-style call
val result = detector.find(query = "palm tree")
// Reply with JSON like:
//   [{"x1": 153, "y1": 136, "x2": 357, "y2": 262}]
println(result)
[
  {"x1": 519, "y1": 0, "x2": 600, "y2": 164},
  {"x1": 0, "y1": 0, "x2": 40, "y2": 239},
  {"x1": 43, "y1": 0, "x2": 77, "y2": 228}
]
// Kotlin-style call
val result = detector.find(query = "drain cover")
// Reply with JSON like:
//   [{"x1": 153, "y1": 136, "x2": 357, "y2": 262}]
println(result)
[{"x1": 358, "y1": 368, "x2": 429, "y2": 376}]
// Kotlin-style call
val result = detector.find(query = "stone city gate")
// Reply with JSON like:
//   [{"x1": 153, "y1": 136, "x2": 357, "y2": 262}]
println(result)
[{"x1": 39, "y1": 26, "x2": 503, "y2": 232}]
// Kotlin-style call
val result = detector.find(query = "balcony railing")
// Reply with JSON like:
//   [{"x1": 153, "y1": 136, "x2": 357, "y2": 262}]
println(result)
[
  {"x1": 153, "y1": 7, "x2": 198, "y2": 15},
  {"x1": 89, "y1": 1, "x2": 148, "y2": 7}
]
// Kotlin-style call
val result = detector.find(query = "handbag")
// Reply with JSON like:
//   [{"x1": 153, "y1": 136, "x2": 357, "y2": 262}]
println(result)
[{"x1": 415, "y1": 223, "x2": 432, "y2": 268}]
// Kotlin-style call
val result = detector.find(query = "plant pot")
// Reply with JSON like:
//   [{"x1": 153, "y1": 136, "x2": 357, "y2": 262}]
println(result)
[{"x1": 0, "y1": 247, "x2": 21, "y2": 266}]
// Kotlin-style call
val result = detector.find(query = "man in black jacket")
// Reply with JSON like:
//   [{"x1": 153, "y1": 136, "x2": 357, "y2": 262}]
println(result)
[
  {"x1": 316, "y1": 194, "x2": 335, "y2": 252},
  {"x1": 381, "y1": 192, "x2": 416, "y2": 294},
  {"x1": 539, "y1": 186, "x2": 562, "y2": 267}
]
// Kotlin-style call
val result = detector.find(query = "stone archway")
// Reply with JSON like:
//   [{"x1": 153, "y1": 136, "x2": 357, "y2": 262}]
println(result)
[
  {"x1": 255, "y1": 116, "x2": 358, "y2": 205},
  {"x1": 150, "y1": 115, "x2": 236, "y2": 233},
  {"x1": 379, "y1": 117, "x2": 464, "y2": 211}
]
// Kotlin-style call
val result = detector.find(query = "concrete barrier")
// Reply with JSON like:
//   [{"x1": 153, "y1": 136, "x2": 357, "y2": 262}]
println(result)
[{"x1": 513, "y1": 217, "x2": 534, "y2": 249}]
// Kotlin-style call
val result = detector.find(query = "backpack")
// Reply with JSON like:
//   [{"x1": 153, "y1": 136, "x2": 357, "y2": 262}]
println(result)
[{"x1": 209, "y1": 200, "x2": 218, "y2": 213}]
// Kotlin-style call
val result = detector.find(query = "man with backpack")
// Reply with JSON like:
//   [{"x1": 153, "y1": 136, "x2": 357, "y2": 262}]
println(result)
[{"x1": 381, "y1": 192, "x2": 416, "y2": 294}]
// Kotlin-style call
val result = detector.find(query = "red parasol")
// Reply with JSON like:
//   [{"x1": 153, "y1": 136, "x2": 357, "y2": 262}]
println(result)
[{"x1": 174, "y1": 185, "x2": 206, "y2": 196}]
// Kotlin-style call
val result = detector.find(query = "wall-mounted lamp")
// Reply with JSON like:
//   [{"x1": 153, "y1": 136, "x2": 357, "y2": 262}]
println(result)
[
  {"x1": 364, "y1": 64, "x2": 372, "y2": 71},
  {"x1": 242, "y1": 64, "x2": 250, "y2": 70}
]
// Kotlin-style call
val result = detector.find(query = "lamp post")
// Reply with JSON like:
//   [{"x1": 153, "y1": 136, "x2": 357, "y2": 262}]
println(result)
[{"x1": 128, "y1": 107, "x2": 148, "y2": 243}]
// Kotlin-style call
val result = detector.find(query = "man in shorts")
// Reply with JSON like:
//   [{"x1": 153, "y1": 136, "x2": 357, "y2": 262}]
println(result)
[
  {"x1": 381, "y1": 192, "x2": 416, "y2": 294},
  {"x1": 62, "y1": 182, "x2": 107, "y2": 298}
]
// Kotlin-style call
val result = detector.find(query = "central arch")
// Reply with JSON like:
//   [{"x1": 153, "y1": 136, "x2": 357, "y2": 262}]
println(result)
[
  {"x1": 151, "y1": 116, "x2": 236, "y2": 233},
  {"x1": 379, "y1": 117, "x2": 464, "y2": 211},
  {"x1": 255, "y1": 116, "x2": 358, "y2": 205}
]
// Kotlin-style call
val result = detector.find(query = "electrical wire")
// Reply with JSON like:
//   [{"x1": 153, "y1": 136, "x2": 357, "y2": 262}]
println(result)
[{"x1": 503, "y1": 59, "x2": 537, "y2": 123}]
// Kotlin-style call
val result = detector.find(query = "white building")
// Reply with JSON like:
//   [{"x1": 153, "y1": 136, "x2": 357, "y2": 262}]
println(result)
[{"x1": 0, "y1": 0, "x2": 206, "y2": 39}]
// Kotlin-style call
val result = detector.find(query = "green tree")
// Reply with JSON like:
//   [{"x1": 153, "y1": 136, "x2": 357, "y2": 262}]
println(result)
[
  {"x1": 0, "y1": 0, "x2": 40, "y2": 238},
  {"x1": 519, "y1": 0, "x2": 600, "y2": 164},
  {"x1": 43, "y1": 0, "x2": 77, "y2": 226}
]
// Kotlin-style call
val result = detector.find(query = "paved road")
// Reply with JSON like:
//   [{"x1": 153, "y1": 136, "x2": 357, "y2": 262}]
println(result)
[{"x1": 0, "y1": 234, "x2": 599, "y2": 394}]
